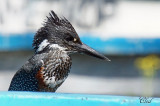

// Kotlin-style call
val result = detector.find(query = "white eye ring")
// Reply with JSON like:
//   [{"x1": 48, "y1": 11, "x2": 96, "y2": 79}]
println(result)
[{"x1": 74, "y1": 38, "x2": 77, "y2": 42}]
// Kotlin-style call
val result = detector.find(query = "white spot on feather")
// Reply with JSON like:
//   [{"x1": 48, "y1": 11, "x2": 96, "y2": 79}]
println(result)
[
  {"x1": 49, "y1": 44, "x2": 66, "y2": 51},
  {"x1": 41, "y1": 60, "x2": 44, "y2": 65},
  {"x1": 37, "y1": 39, "x2": 50, "y2": 52},
  {"x1": 43, "y1": 75, "x2": 66, "y2": 88}
]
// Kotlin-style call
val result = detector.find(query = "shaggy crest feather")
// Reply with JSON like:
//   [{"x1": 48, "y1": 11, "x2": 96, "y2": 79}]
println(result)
[{"x1": 32, "y1": 10, "x2": 77, "y2": 52}]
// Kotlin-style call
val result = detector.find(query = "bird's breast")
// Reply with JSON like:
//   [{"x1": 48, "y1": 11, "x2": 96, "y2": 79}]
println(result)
[{"x1": 36, "y1": 51, "x2": 71, "y2": 92}]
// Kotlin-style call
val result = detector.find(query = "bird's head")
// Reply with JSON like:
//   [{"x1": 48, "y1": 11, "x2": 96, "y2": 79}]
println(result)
[{"x1": 33, "y1": 11, "x2": 110, "y2": 61}]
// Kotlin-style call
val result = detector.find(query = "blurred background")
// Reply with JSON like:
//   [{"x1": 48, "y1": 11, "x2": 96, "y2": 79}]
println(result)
[{"x1": 1, "y1": 0, "x2": 160, "y2": 97}]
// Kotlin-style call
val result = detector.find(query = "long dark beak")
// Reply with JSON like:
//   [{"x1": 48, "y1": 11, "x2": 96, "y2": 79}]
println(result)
[{"x1": 78, "y1": 43, "x2": 110, "y2": 61}]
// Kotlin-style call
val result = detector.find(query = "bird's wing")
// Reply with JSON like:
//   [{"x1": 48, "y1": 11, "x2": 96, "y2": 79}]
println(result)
[{"x1": 8, "y1": 55, "x2": 44, "y2": 91}]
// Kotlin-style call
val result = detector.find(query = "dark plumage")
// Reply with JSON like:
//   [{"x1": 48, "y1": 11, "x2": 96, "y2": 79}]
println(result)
[{"x1": 8, "y1": 11, "x2": 110, "y2": 92}]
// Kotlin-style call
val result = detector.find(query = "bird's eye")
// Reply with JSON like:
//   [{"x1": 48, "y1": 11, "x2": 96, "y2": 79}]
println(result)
[
  {"x1": 65, "y1": 33, "x2": 79, "y2": 43},
  {"x1": 65, "y1": 35, "x2": 74, "y2": 41},
  {"x1": 65, "y1": 33, "x2": 77, "y2": 42},
  {"x1": 73, "y1": 38, "x2": 77, "y2": 42}
]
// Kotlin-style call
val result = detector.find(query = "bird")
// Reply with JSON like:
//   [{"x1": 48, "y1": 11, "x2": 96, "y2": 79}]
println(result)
[{"x1": 8, "y1": 10, "x2": 110, "y2": 92}]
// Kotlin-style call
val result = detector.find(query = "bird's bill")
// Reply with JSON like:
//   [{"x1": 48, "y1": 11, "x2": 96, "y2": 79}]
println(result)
[{"x1": 78, "y1": 43, "x2": 110, "y2": 61}]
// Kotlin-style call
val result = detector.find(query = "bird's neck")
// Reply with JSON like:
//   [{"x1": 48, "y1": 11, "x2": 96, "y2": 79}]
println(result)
[
  {"x1": 35, "y1": 43, "x2": 72, "y2": 73},
  {"x1": 42, "y1": 48, "x2": 72, "y2": 78},
  {"x1": 44, "y1": 47, "x2": 71, "y2": 64}
]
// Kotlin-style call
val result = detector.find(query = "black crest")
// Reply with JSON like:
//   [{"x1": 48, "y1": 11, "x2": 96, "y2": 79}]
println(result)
[
  {"x1": 46, "y1": 11, "x2": 74, "y2": 30},
  {"x1": 33, "y1": 10, "x2": 78, "y2": 51}
]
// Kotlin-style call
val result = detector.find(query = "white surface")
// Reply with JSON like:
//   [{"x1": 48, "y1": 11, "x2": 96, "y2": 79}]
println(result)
[
  {"x1": 1, "y1": 1, "x2": 160, "y2": 38},
  {"x1": 86, "y1": 1, "x2": 160, "y2": 39}
]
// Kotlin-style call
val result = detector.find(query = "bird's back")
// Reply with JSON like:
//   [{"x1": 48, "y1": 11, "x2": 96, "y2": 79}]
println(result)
[{"x1": 8, "y1": 59, "x2": 39, "y2": 91}]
